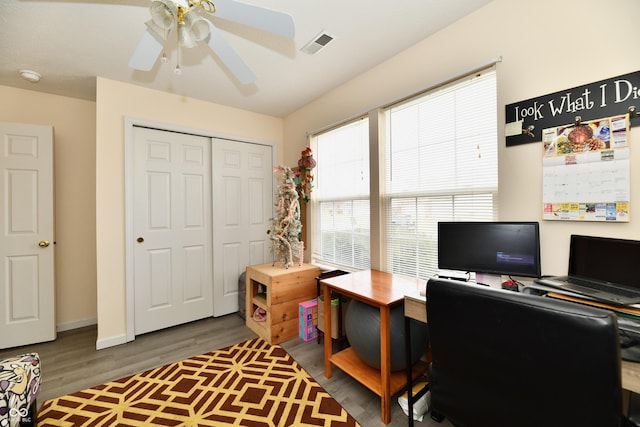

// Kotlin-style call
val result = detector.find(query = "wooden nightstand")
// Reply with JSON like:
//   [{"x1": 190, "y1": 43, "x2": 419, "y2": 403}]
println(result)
[{"x1": 245, "y1": 263, "x2": 320, "y2": 344}]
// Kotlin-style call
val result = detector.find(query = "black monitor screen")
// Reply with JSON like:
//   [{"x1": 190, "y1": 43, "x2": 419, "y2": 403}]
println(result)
[{"x1": 437, "y1": 221, "x2": 542, "y2": 278}]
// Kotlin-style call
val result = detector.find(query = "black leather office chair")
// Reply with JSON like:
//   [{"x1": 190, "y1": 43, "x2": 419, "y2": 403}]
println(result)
[{"x1": 426, "y1": 277, "x2": 626, "y2": 427}]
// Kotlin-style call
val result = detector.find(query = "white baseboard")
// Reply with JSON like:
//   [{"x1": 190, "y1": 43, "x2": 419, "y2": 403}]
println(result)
[
  {"x1": 54, "y1": 318, "x2": 128, "y2": 350},
  {"x1": 96, "y1": 333, "x2": 127, "y2": 350},
  {"x1": 56, "y1": 317, "x2": 97, "y2": 332}
]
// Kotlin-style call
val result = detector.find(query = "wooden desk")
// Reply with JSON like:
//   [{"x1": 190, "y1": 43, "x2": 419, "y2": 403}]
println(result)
[
  {"x1": 404, "y1": 292, "x2": 426, "y2": 323},
  {"x1": 321, "y1": 270, "x2": 427, "y2": 425},
  {"x1": 622, "y1": 361, "x2": 640, "y2": 394},
  {"x1": 404, "y1": 292, "x2": 640, "y2": 395},
  {"x1": 404, "y1": 289, "x2": 428, "y2": 427}
]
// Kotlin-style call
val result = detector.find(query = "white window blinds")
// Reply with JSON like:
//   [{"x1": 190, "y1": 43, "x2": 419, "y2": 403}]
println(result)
[
  {"x1": 383, "y1": 69, "x2": 498, "y2": 279},
  {"x1": 312, "y1": 118, "x2": 370, "y2": 270}
]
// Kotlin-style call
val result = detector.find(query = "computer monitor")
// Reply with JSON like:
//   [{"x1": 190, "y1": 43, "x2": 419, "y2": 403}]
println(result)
[
  {"x1": 437, "y1": 221, "x2": 542, "y2": 284},
  {"x1": 569, "y1": 234, "x2": 640, "y2": 288}
]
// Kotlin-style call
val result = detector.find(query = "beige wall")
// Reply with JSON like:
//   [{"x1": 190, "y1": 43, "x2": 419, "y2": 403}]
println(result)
[
  {"x1": 95, "y1": 77, "x2": 284, "y2": 348},
  {"x1": 0, "y1": 85, "x2": 97, "y2": 330},
  {"x1": 283, "y1": 0, "x2": 640, "y2": 276}
]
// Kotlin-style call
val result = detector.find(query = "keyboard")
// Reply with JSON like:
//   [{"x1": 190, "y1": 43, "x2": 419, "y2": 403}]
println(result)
[{"x1": 568, "y1": 277, "x2": 640, "y2": 299}]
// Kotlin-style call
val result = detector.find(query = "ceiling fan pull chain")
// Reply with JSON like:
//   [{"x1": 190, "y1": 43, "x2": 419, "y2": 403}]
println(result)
[
  {"x1": 161, "y1": 27, "x2": 169, "y2": 64},
  {"x1": 174, "y1": 29, "x2": 182, "y2": 75}
]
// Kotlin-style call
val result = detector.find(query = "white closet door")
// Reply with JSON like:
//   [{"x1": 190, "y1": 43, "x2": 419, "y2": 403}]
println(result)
[
  {"x1": 133, "y1": 127, "x2": 213, "y2": 335},
  {"x1": 212, "y1": 139, "x2": 272, "y2": 316}
]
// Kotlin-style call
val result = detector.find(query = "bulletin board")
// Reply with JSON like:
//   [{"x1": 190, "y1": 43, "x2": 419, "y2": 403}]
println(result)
[{"x1": 541, "y1": 114, "x2": 630, "y2": 222}]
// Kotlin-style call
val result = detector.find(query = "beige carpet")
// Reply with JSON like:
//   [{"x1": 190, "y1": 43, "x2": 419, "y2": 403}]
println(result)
[{"x1": 37, "y1": 337, "x2": 360, "y2": 426}]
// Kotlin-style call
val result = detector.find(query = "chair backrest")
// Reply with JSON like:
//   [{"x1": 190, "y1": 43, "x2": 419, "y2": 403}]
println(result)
[{"x1": 426, "y1": 278, "x2": 624, "y2": 427}]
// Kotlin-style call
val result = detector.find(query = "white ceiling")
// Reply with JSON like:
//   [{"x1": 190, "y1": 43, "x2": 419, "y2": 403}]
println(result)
[{"x1": 1, "y1": 0, "x2": 492, "y2": 117}]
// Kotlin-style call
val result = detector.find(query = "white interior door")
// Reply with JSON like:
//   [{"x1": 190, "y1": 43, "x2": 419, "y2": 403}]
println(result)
[
  {"x1": 212, "y1": 139, "x2": 273, "y2": 316},
  {"x1": 0, "y1": 122, "x2": 55, "y2": 348},
  {"x1": 133, "y1": 127, "x2": 213, "y2": 335}
]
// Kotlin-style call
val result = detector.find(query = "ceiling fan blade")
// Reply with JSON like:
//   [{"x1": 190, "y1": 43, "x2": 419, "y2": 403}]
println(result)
[
  {"x1": 210, "y1": 0, "x2": 295, "y2": 39},
  {"x1": 206, "y1": 21, "x2": 256, "y2": 84},
  {"x1": 128, "y1": 28, "x2": 164, "y2": 71}
]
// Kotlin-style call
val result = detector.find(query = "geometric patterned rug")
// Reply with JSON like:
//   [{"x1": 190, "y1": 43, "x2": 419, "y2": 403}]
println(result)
[{"x1": 37, "y1": 337, "x2": 360, "y2": 426}]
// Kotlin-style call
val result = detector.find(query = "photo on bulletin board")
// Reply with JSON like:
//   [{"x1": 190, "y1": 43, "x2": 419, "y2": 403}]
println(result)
[{"x1": 541, "y1": 115, "x2": 630, "y2": 222}]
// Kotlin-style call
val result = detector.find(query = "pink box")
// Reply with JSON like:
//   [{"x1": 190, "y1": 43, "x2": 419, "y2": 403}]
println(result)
[{"x1": 299, "y1": 299, "x2": 318, "y2": 341}]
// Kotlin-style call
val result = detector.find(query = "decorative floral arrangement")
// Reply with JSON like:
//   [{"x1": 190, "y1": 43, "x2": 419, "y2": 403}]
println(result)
[
  {"x1": 267, "y1": 166, "x2": 303, "y2": 268},
  {"x1": 292, "y1": 147, "x2": 316, "y2": 204}
]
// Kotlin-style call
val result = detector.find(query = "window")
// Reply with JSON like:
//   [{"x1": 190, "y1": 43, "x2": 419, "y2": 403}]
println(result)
[
  {"x1": 383, "y1": 69, "x2": 497, "y2": 279},
  {"x1": 309, "y1": 67, "x2": 497, "y2": 277},
  {"x1": 311, "y1": 118, "x2": 370, "y2": 269}
]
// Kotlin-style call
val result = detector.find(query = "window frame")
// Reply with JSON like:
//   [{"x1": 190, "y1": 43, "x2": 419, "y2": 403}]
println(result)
[{"x1": 308, "y1": 64, "x2": 498, "y2": 277}]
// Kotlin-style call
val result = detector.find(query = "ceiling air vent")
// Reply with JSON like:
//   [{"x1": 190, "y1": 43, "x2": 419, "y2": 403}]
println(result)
[{"x1": 301, "y1": 32, "x2": 334, "y2": 55}]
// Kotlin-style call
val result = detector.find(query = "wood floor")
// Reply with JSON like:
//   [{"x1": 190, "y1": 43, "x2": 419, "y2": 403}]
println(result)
[{"x1": 0, "y1": 314, "x2": 453, "y2": 427}]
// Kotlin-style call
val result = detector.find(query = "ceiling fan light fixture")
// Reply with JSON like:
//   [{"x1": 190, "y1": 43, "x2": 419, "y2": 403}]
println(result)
[
  {"x1": 19, "y1": 69, "x2": 42, "y2": 83},
  {"x1": 178, "y1": 24, "x2": 196, "y2": 48},
  {"x1": 192, "y1": 0, "x2": 215, "y2": 13},
  {"x1": 184, "y1": 12, "x2": 210, "y2": 43},
  {"x1": 150, "y1": 0, "x2": 177, "y2": 30},
  {"x1": 178, "y1": 11, "x2": 210, "y2": 48}
]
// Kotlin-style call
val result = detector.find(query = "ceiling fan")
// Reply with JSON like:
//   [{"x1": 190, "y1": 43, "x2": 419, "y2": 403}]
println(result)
[{"x1": 128, "y1": 0, "x2": 295, "y2": 84}]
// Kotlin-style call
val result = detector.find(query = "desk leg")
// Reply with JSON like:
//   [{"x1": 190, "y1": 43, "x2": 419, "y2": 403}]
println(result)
[
  {"x1": 323, "y1": 285, "x2": 333, "y2": 378},
  {"x1": 405, "y1": 315, "x2": 414, "y2": 427},
  {"x1": 380, "y1": 305, "x2": 391, "y2": 424}
]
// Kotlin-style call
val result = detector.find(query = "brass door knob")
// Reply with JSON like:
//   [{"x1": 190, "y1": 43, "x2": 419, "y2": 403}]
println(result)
[{"x1": 38, "y1": 240, "x2": 50, "y2": 248}]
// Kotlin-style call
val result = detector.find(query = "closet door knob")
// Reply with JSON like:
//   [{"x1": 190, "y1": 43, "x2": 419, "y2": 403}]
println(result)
[
  {"x1": 38, "y1": 240, "x2": 50, "y2": 248},
  {"x1": 137, "y1": 237, "x2": 144, "y2": 243}
]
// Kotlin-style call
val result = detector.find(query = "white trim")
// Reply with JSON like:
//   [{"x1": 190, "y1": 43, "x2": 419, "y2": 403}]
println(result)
[
  {"x1": 124, "y1": 118, "x2": 135, "y2": 343},
  {"x1": 96, "y1": 333, "x2": 127, "y2": 350},
  {"x1": 123, "y1": 116, "x2": 278, "y2": 344},
  {"x1": 124, "y1": 117, "x2": 278, "y2": 148},
  {"x1": 56, "y1": 317, "x2": 97, "y2": 332}
]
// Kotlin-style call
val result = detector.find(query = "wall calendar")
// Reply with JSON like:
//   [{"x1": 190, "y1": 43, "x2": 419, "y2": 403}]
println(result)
[{"x1": 541, "y1": 114, "x2": 630, "y2": 222}]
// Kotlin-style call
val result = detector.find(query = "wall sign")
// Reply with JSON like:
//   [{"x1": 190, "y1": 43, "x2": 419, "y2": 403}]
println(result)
[{"x1": 506, "y1": 70, "x2": 640, "y2": 146}]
